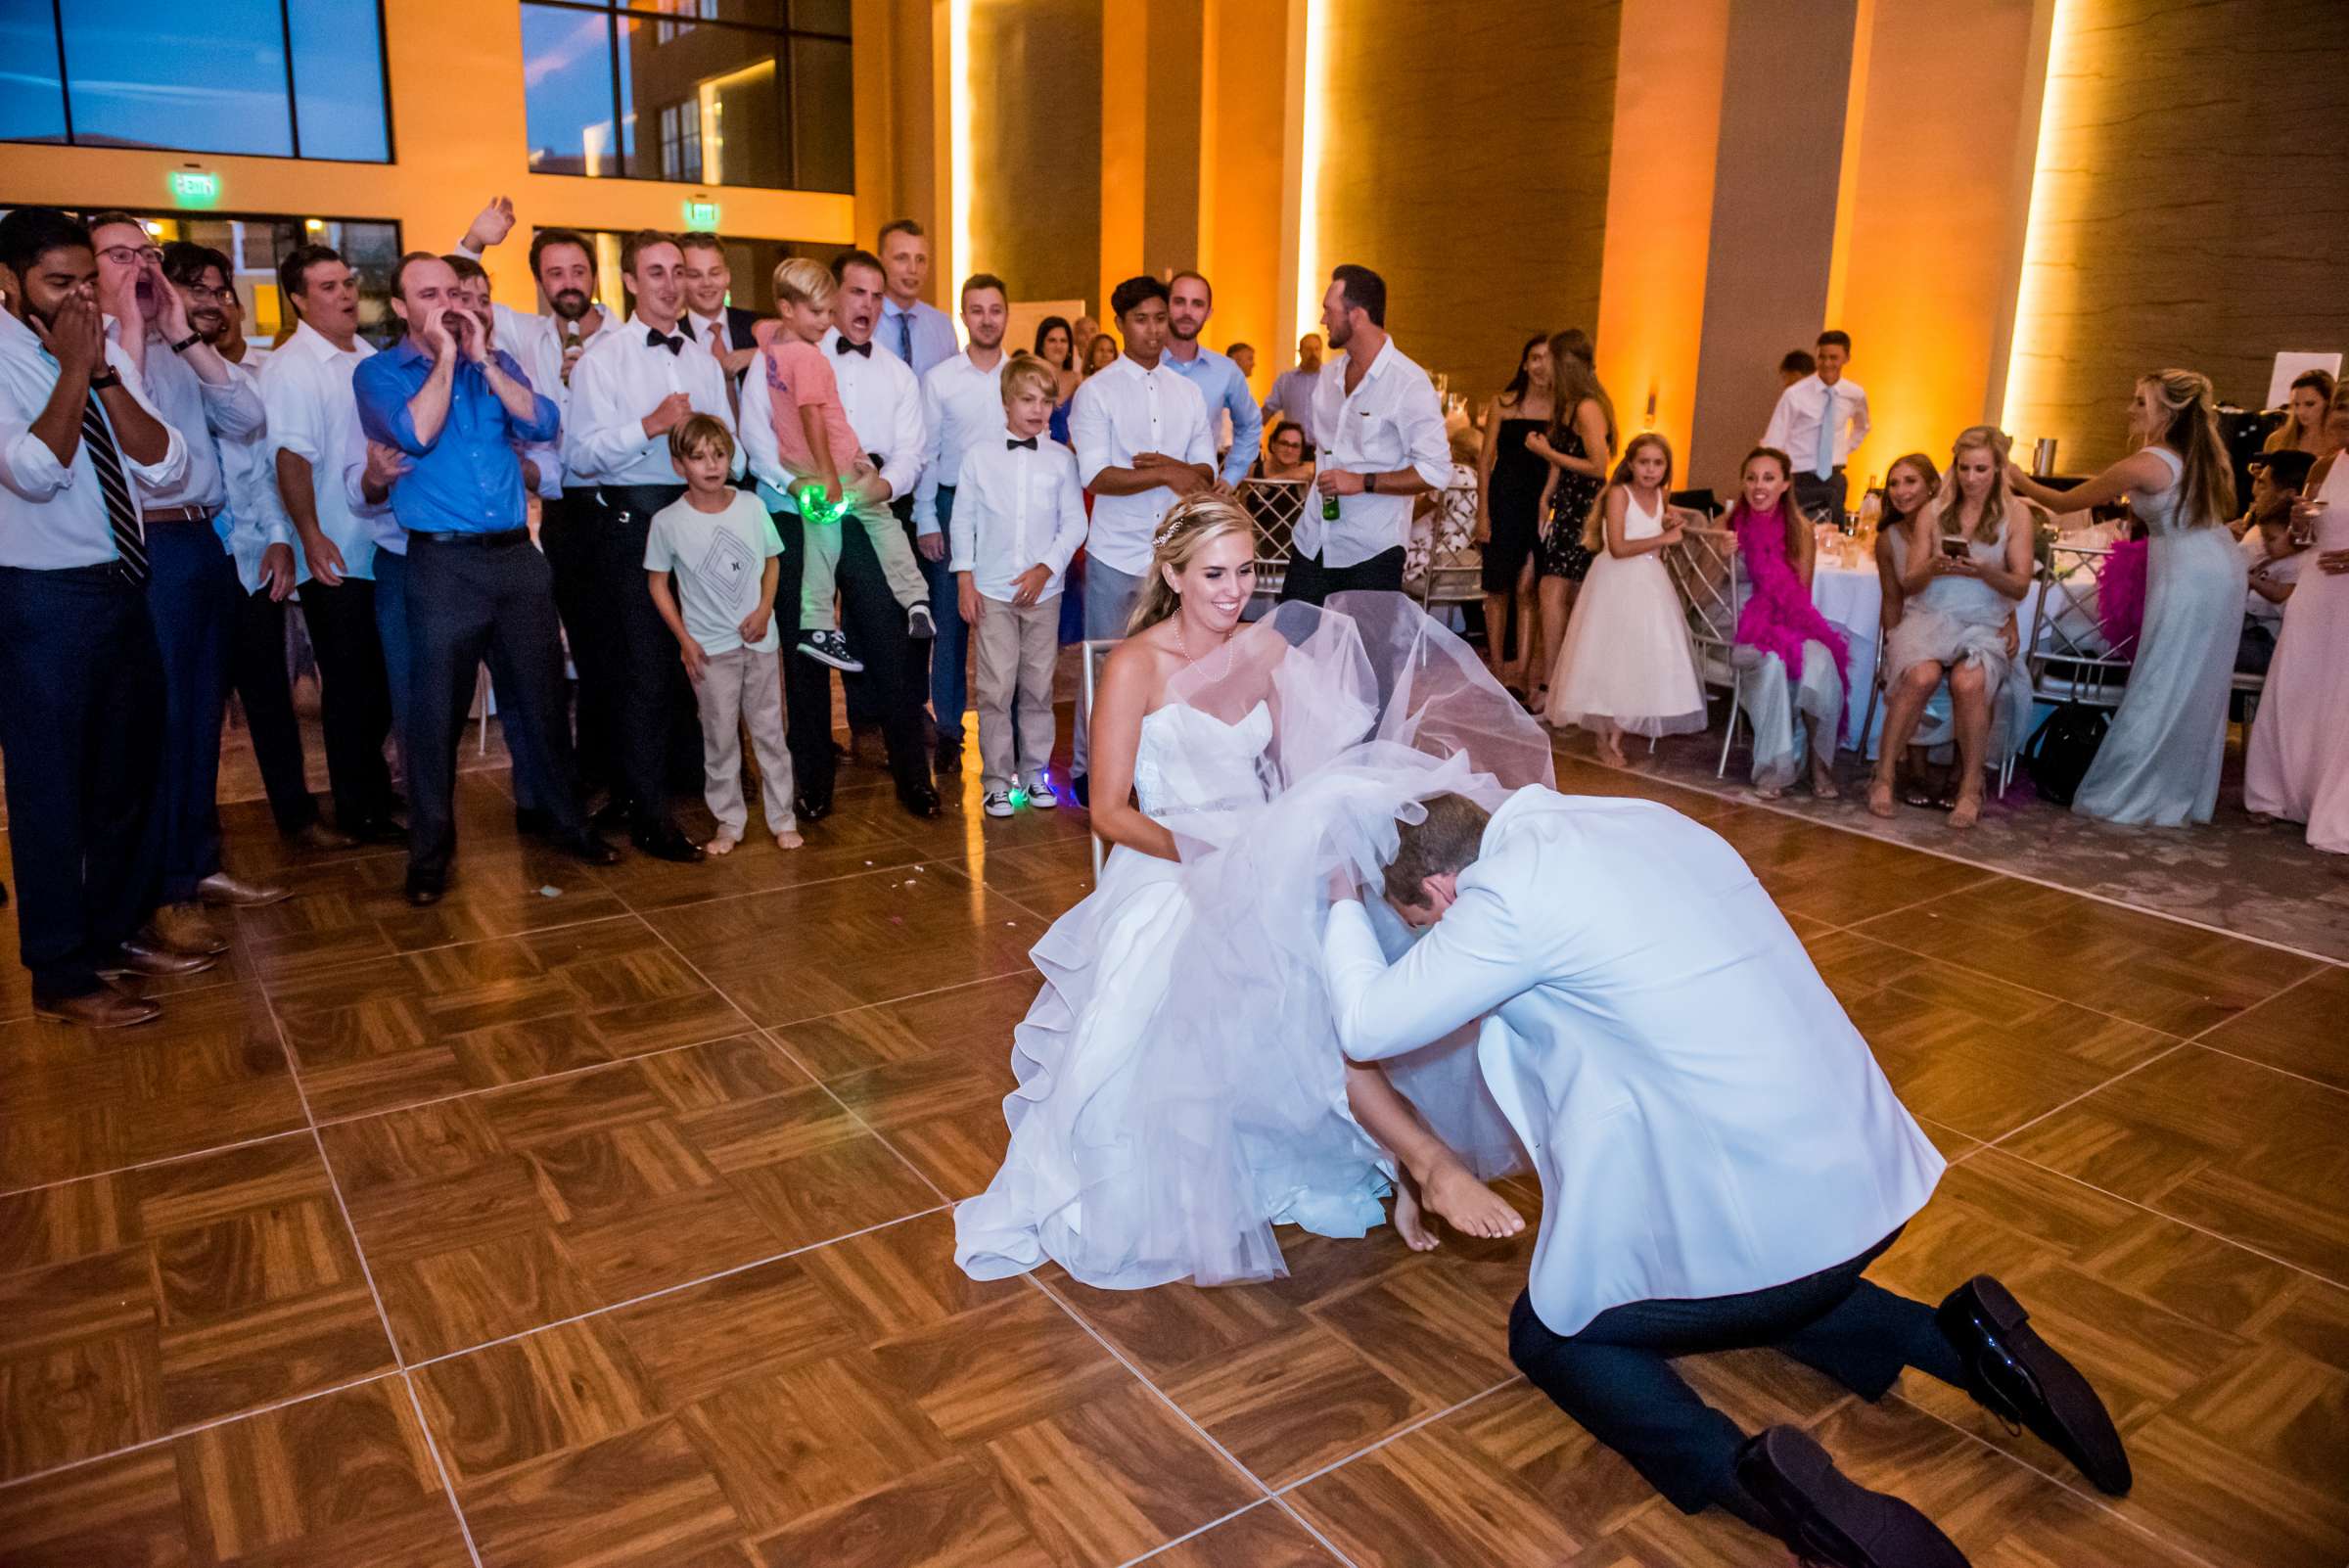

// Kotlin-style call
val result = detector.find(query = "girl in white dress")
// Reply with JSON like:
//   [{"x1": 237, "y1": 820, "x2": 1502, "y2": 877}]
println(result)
[
  {"x1": 1544, "y1": 434, "x2": 1707, "y2": 764},
  {"x1": 954, "y1": 495, "x2": 1533, "y2": 1290}
]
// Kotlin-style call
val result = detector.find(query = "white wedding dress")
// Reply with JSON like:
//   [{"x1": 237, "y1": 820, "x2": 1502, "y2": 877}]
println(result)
[{"x1": 954, "y1": 598, "x2": 1546, "y2": 1290}]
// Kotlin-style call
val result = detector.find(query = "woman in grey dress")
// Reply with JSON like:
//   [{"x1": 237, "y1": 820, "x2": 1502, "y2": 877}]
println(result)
[
  {"x1": 1870, "y1": 429, "x2": 2035, "y2": 828},
  {"x1": 2009, "y1": 371, "x2": 2243, "y2": 827}
]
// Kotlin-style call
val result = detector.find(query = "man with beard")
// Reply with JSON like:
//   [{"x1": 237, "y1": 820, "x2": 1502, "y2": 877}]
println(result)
[
  {"x1": 1162, "y1": 271, "x2": 1261, "y2": 488},
  {"x1": 739, "y1": 249, "x2": 940, "y2": 820},
  {"x1": 1288, "y1": 264, "x2": 1449, "y2": 604},
  {"x1": 0, "y1": 208, "x2": 190, "y2": 1028},
  {"x1": 874, "y1": 219, "x2": 957, "y2": 381},
  {"x1": 354, "y1": 253, "x2": 618, "y2": 905},
  {"x1": 185, "y1": 255, "x2": 352, "y2": 852},
  {"x1": 677, "y1": 234, "x2": 761, "y2": 394},
  {"x1": 910, "y1": 273, "x2": 1013, "y2": 775},
  {"x1": 457, "y1": 198, "x2": 628, "y2": 806},
  {"x1": 261, "y1": 242, "x2": 402, "y2": 845},
  {"x1": 564, "y1": 229, "x2": 741, "y2": 861},
  {"x1": 85, "y1": 224, "x2": 289, "y2": 963}
]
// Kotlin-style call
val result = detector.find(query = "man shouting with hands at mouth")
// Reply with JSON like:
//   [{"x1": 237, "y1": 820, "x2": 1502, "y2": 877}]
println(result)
[{"x1": 353, "y1": 253, "x2": 619, "y2": 909}]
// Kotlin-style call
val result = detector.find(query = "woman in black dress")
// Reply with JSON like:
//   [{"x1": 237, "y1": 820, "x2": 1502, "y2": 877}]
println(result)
[
  {"x1": 1476, "y1": 335, "x2": 1555, "y2": 696},
  {"x1": 1528, "y1": 329, "x2": 1618, "y2": 708}
]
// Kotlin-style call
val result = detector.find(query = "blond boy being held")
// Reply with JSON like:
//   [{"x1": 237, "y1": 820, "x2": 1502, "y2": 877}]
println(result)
[
  {"x1": 760, "y1": 256, "x2": 932, "y2": 673},
  {"x1": 645, "y1": 416, "x2": 803, "y2": 853},
  {"x1": 954, "y1": 356, "x2": 1089, "y2": 815}
]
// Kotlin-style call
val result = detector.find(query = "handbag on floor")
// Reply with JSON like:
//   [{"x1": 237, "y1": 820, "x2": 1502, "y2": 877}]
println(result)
[{"x1": 2024, "y1": 704, "x2": 2111, "y2": 807}]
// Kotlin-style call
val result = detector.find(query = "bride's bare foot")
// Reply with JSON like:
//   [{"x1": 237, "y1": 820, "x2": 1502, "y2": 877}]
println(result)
[
  {"x1": 1949, "y1": 790, "x2": 1982, "y2": 829},
  {"x1": 1418, "y1": 1158, "x2": 1526, "y2": 1241},
  {"x1": 1393, "y1": 1175, "x2": 1441, "y2": 1253},
  {"x1": 1867, "y1": 776, "x2": 1897, "y2": 819}
]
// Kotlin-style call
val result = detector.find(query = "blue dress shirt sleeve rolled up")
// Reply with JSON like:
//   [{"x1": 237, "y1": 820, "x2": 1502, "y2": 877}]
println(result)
[{"x1": 352, "y1": 343, "x2": 558, "y2": 531}]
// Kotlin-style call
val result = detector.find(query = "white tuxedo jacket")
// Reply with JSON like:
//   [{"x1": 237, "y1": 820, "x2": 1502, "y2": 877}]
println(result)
[{"x1": 1325, "y1": 787, "x2": 1943, "y2": 1336}]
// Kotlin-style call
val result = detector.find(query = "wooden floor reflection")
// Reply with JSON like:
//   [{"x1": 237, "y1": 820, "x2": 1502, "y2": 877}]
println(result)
[{"x1": 0, "y1": 738, "x2": 2341, "y2": 1567}]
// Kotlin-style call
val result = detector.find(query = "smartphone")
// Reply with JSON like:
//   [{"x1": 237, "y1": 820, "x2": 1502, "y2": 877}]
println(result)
[{"x1": 1939, "y1": 536, "x2": 1967, "y2": 561}]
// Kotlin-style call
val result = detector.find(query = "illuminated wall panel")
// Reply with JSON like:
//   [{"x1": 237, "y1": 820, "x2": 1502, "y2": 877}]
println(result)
[{"x1": 966, "y1": 0, "x2": 1102, "y2": 307}]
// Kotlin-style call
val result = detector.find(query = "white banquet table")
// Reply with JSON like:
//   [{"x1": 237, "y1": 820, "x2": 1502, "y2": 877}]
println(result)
[{"x1": 1808, "y1": 558, "x2": 1882, "y2": 748}]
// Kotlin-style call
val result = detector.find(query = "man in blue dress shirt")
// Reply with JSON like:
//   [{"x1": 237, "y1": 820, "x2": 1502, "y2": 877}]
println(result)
[
  {"x1": 1165, "y1": 271, "x2": 1263, "y2": 488},
  {"x1": 353, "y1": 253, "x2": 618, "y2": 906}
]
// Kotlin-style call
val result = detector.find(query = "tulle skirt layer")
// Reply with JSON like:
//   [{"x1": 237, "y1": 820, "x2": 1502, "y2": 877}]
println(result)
[
  {"x1": 1545, "y1": 552, "x2": 1709, "y2": 739},
  {"x1": 1735, "y1": 639, "x2": 1844, "y2": 791}
]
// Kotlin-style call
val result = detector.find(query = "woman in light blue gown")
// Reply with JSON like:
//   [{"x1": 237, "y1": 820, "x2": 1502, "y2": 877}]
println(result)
[{"x1": 2009, "y1": 370, "x2": 2243, "y2": 827}]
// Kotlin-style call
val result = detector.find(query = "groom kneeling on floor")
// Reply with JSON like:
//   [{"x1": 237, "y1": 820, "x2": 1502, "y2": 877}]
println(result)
[{"x1": 1322, "y1": 790, "x2": 2131, "y2": 1568}]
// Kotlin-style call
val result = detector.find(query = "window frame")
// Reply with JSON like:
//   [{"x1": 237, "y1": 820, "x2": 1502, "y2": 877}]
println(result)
[
  {"x1": 522, "y1": 0, "x2": 854, "y2": 194},
  {"x1": 4, "y1": 0, "x2": 396, "y2": 165}
]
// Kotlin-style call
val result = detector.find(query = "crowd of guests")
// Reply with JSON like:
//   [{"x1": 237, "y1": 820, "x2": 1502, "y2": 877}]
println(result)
[
  {"x1": 0, "y1": 198, "x2": 1459, "y2": 1028},
  {"x1": 1464, "y1": 321, "x2": 2346, "y2": 849}
]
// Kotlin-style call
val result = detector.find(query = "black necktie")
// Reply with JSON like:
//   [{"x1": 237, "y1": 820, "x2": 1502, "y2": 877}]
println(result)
[
  {"x1": 1006, "y1": 436, "x2": 1037, "y2": 450},
  {"x1": 646, "y1": 328, "x2": 685, "y2": 355},
  {"x1": 834, "y1": 337, "x2": 871, "y2": 358},
  {"x1": 81, "y1": 391, "x2": 147, "y2": 584}
]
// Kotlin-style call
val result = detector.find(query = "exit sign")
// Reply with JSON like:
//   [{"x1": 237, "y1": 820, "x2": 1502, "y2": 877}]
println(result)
[
  {"x1": 683, "y1": 200, "x2": 720, "y2": 231},
  {"x1": 168, "y1": 170, "x2": 220, "y2": 208}
]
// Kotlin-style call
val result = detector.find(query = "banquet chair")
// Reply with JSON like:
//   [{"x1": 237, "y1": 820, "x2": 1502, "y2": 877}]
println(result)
[
  {"x1": 1238, "y1": 477, "x2": 1308, "y2": 605},
  {"x1": 1410, "y1": 475, "x2": 1485, "y2": 616},
  {"x1": 1076, "y1": 638, "x2": 1120, "y2": 882},
  {"x1": 2026, "y1": 542, "x2": 2134, "y2": 710},
  {"x1": 1664, "y1": 527, "x2": 1747, "y2": 777}
]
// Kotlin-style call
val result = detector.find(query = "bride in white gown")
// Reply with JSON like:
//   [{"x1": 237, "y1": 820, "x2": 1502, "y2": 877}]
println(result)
[{"x1": 954, "y1": 493, "x2": 1554, "y2": 1290}]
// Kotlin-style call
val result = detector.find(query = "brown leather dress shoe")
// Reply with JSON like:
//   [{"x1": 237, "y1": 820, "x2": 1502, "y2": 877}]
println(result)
[
  {"x1": 196, "y1": 871, "x2": 290, "y2": 907},
  {"x1": 144, "y1": 904, "x2": 230, "y2": 956},
  {"x1": 34, "y1": 988, "x2": 161, "y2": 1029},
  {"x1": 289, "y1": 820, "x2": 358, "y2": 852},
  {"x1": 100, "y1": 941, "x2": 220, "y2": 979}
]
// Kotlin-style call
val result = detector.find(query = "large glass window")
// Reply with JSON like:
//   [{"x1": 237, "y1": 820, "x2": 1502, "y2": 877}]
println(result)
[
  {"x1": 1, "y1": 0, "x2": 391, "y2": 162},
  {"x1": 519, "y1": 2, "x2": 853, "y2": 193}
]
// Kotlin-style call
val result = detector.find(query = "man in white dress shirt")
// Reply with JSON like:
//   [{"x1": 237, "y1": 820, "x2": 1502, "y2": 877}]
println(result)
[
  {"x1": 1325, "y1": 791, "x2": 2132, "y2": 1568},
  {"x1": 457, "y1": 199, "x2": 625, "y2": 803},
  {"x1": 912, "y1": 273, "x2": 1012, "y2": 773},
  {"x1": 1164, "y1": 271, "x2": 1262, "y2": 488},
  {"x1": 261, "y1": 243, "x2": 401, "y2": 846},
  {"x1": 1762, "y1": 329, "x2": 1871, "y2": 526},
  {"x1": 0, "y1": 208, "x2": 191, "y2": 1028},
  {"x1": 1287, "y1": 265, "x2": 1451, "y2": 604},
  {"x1": 88, "y1": 221, "x2": 287, "y2": 958},
  {"x1": 1067, "y1": 274, "x2": 1216, "y2": 795},
  {"x1": 564, "y1": 229, "x2": 743, "y2": 862},
  {"x1": 737, "y1": 249, "x2": 940, "y2": 820},
  {"x1": 875, "y1": 220, "x2": 959, "y2": 382}
]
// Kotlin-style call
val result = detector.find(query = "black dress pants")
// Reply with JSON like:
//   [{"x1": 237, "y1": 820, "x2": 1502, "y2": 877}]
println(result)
[
  {"x1": 295, "y1": 575, "x2": 395, "y2": 830},
  {"x1": 1278, "y1": 543, "x2": 1405, "y2": 605},
  {"x1": 0, "y1": 564, "x2": 165, "y2": 997},
  {"x1": 594, "y1": 484, "x2": 704, "y2": 830},
  {"x1": 229, "y1": 586, "x2": 320, "y2": 834},
  {"x1": 1792, "y1": 467, "x2": 1850, "y2": 527},
  {"x1": 541, "y1": 489, "x2": 618, "y2": 795},
  {"x1": 841, "y1": 492, "x2": 922, "y2": 734},
  {"x1": 772, "y1": 503, "x2": 933, "y2": 807},
  {"x1": 1505, "y1": 1229, "x2": 1965, "y2": 1516},
  {"x1": 144, "y1": 521, "x2": 240, "y2": 903},
  {"x1": 402, "y1": 534, "x2": 585, "y2": 877}
]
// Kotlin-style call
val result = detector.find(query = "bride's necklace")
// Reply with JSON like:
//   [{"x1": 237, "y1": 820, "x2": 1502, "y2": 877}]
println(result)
[{"x1": 1174, "y1": 617, "x2": 1235, "y2": 679}]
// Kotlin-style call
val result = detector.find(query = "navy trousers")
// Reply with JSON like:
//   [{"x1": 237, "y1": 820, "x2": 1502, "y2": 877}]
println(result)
[
  {"x1": 920, "y1": 484, "x2": 969, "y2": 754},
  {"x1": 381, "y1": 545, "x2": 554, "y2": 816},
  {"x1": 402, "y1": 535, "x2": 585, "y2": 877},
  {"x1": 144, "y1": 523, "x2": 240, "y2": 902},
  {"x1": 0, "y1": 564, "x2": 165, "y2": 997},
  {"x1": 1506, "y1": 1229, "x2": 1965, "y2": 1516}
]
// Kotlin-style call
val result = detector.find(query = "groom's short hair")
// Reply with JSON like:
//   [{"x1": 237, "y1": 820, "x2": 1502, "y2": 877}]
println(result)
[{"x1": 1385, "y1": 794, "x2": 1492, "y2": 905}]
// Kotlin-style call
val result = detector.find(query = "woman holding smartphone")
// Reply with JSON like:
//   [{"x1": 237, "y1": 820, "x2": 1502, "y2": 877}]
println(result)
[{"x1": 1870, "y1": 427, "x2": 2034, "y2": 828}]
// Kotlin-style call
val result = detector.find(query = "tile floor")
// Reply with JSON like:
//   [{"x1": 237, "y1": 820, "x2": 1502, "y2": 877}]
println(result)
[{"x1": 0, "y1": 732, "x2": 2342, "y2": 1568}]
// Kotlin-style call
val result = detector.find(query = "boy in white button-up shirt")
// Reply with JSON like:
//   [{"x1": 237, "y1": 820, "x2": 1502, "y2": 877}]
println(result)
[{"x1": 953, "y1": 357, "x2": 1088, "y2": 814}]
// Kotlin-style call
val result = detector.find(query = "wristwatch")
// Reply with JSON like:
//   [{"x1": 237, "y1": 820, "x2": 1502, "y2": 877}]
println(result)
[
  {"x1": 88, "y1": 368, "x2": 121, "y2": 391},
  {"x1": 1364, "y1": 471, "x2": 1378, "y2": 495},
  {"x1": 169, "y1": 332, "x2": 202, "y2": 355}
]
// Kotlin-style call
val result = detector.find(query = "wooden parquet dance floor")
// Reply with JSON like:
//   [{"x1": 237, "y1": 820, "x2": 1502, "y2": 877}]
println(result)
[{"x1": 2, "y1": 741, "x2": 2344, "y2": 1567}]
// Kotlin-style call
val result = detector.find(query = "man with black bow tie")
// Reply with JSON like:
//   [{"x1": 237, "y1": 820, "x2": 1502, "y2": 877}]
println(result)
[{"x1": 564, "y1": 230, "x2": 740, "y2": 861}]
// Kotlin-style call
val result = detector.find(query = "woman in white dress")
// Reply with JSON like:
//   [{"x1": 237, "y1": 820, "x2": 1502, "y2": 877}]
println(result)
[
  {"x1": 954, "y1": 495, "x2": 1542, "y2": 1290},
  {"x1": 1869, "y1": 428, "x2": 2036, "y2": 828},
  {"x1": 1544, "y1": 433, "x2": 1707, "y2": 763}
]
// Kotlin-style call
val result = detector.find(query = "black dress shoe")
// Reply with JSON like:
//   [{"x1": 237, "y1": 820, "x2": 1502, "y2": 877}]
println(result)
[
  {"x1": 514, "y1": 807, "x2": 558, "y2": 840},
  {"x1": 631, "y1": 820, "x2": 706, "y2": 863},
  {"x1": 897, "y1": 781, "x2": 942, "y2": 819},
  {"x1": 1070, "y1": 771, "x2": 1089, "y2": 808},
  {"x1": 347, "y1": 815, "x2": 406, "y2": 846},
  {"x1": 555, "y1": 830, "x2": 622, "y2": 866},
  {"x1": 591, "y1": 796, "x2": 633, "y2": 832},
  {"x1": 796, "y1": 793, "x2": 833, "y2": 824},
  {"x1": 1734, "y1": 1426, "x2": 1970, "y2": 1568},
  {"x1": 1937, "y1": 1275, "x2": 2131, "y2": 1495},
  {"x1": 404, "y1": 868, "x2": 446, "y2": 907},
  {"x1": 934, "y1": 742, "x2": 963, "y2": 775}
]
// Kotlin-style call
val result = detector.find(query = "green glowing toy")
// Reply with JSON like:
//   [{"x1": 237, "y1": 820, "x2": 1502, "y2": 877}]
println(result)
[{"x1": 794, "y1": 481, "x2": 850, "y2": 527}]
